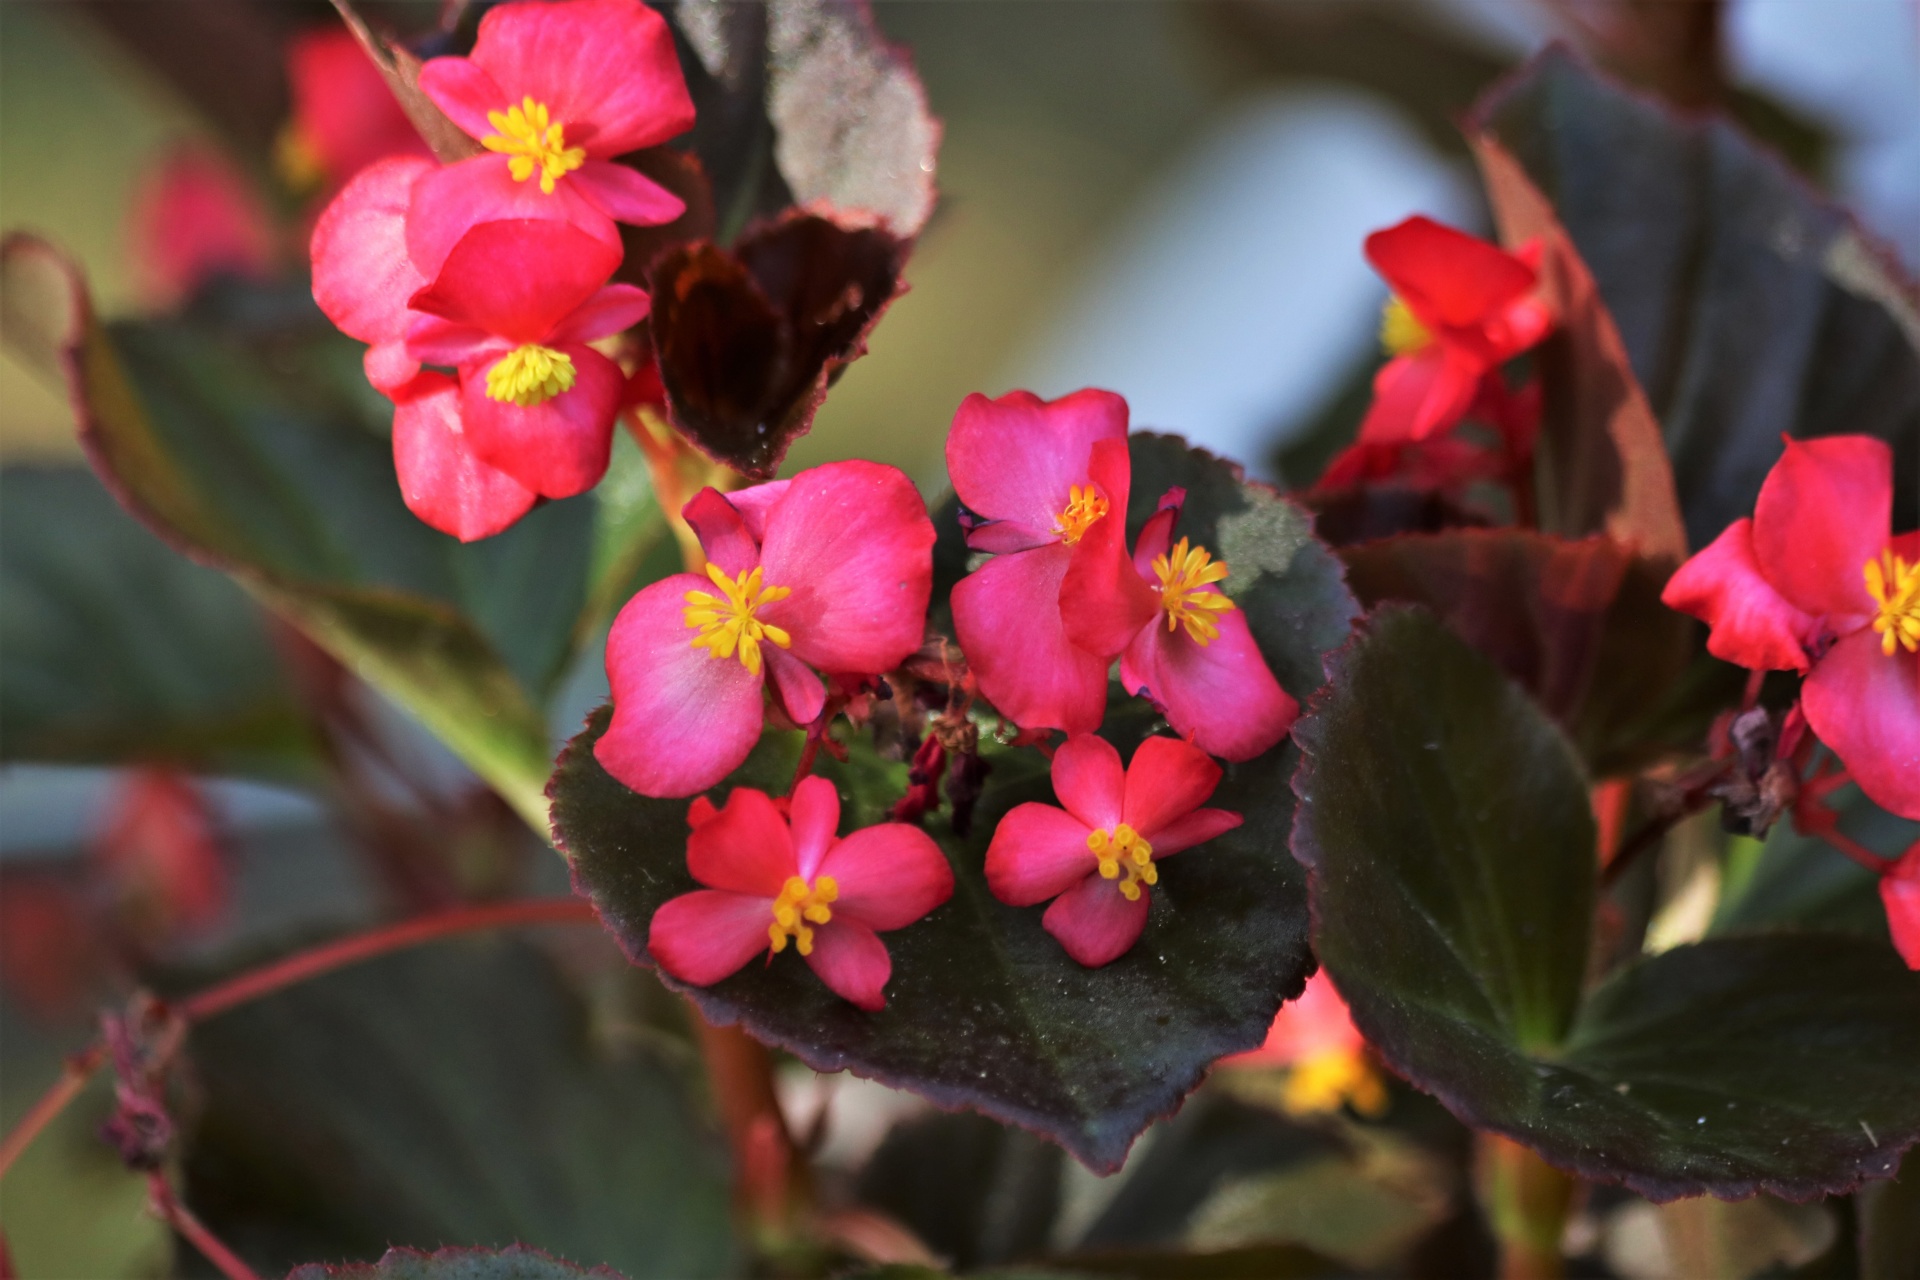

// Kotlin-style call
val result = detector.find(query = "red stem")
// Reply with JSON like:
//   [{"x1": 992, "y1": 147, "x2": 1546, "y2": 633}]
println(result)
[
  {"x1": 0, "y1": 1045, "x2": 106, "y2": 1180},
  {"x1": 150, "y1": 1172, "x2": 263, "y2": 1280}
]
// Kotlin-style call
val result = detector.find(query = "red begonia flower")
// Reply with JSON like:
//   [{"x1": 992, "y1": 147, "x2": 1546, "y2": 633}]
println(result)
[
  {"x1": 1357, "y1": 216, "x2": 1552, "y2": 445},
  {"x1": 279, "y1": 27, "x2": 428, "y2": 192},
  {"x1": 391, "y1": 372, "x2": 538, "y2": 541},
  {"x1": 1663, "y1": 435, "x2": 1920, "y2": 820},
  {"x1": 947, "y1": 389, "x2": 1148, "y2": 734},
  {"x1": 647, "y1": 775, "x2": 954, "y2": 1009},
  {"x1": 1882, "y1": 843, "x2": 1920, "y2": 969},
  {"x1": 412, "y1": 0, "x2": 691, "y2": 262},
  {"x1": 405, "y1": 218, "x2": 650, "y2": 498},
  {"x1": 130, "y1": 147, "x2": 275, "y2": 311},
  {"x1": 598, "y1": 462, "x2": 936, "y2": 798},
  {"x1": 95, "y1": 768, "x2": 229, "y2": 942},
  {"x1": 984, "y1": 734, "x2": 1241, "y2": 967},
  {"x1": 1217, "y1": 971, "x2": 1389, "y2": 1116},
  {"x1": 310, "y1": 154, "x2": 438, "y2": 396}
]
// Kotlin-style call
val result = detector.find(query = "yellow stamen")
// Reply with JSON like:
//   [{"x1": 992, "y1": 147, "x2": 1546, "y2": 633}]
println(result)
[
  {"x1": 1281, "y1": 1047, "x2": 1390, "y2": 1118},
  {"x1": 1054, "y1": 484, "x2": 1109, "y2": 546},
  {"x1": 684, "y1": 563, "x2": 793, "y2": 677},
  {"x1": 485, "y1": 344, "x2": 576, "y2": 407},
  {"x1": 1379, "y1": 295, "x2": 1431, "y2": 357},
  {"x1": 1153, "y1": 537, "x2": 1236, "y2": 646},
  {"x1": 1087, "y1": 823, "x2": 1157, "y2": 901},
  {"x1": 482, "y1": 96, "x2": 586, "y2": 194},
  {"x1": 767, "y1": 874, "x2": 839, "y2": 956},
  {"x1": 1867, "y1": 548, "x2": 1920, "y2": 657}
]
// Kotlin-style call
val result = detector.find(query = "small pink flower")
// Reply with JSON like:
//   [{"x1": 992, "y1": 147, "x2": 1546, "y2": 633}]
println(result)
[
  {"x1": 985, "y1": 734, "x2": 1241, "y2": 967},
  {"x1": 597, "y1": 462, "x2": 936, "y2": 798},
  {"x1": 1218, "y1": 972, "x2": 1388, "y2": 1116},
  {"x1": 946, "y1": 389, "x2": 1148, "y2": 734},
  {"x1": 411, "y1": 0, "x2": 692, "y2": 267},
  {"x1": 130, "y1": 146, "x2": 275, "y2": 310},
  {"x1": 648, "y1": 775, "x2": 955, "y2": 1010},
  {"x1": 279, "y1": 27, "x2": 428, "y2": 192},
  {"x1": 405, "y1": 218, "x2": 651, "y2": 499}
]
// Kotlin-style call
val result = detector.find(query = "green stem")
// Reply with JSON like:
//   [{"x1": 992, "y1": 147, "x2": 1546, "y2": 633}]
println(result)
[{"x1": 1478, "y1": 1132, "x2": 1575, "y2": 1280}]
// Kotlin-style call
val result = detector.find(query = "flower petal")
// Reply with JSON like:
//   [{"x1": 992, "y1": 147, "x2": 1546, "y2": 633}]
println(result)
[
  {"x1": 983, "y1": 802, "x2": 1097, "y2": 907},
  {"x1": 1364, "y1": 216, "x2": 1537, "y2": 332},
  {"x1": 756, "y1": 461, "x2": 935, "y2": 676},
  {"x1": 597, "y1": 574, "x2": 767, "y2": 798},
  {"x1": 1802, "y1": 630, "x2": 1920, "y2": 822},
  {"x1": 724, "y1": 480, "x2": 792, "y2": 544},
  {"x1": 363, "y1": 341, "x2": 425, "y2": 399},
  {"x1": 804, "y1": 919, "x2": 892, "y2": 1010},
  {"x1": 1146, "y1": 807, "x2": 1242, "y2": 858},
  {"x1": 414, "y1": 54, "x2": 508, "y2": 142},
  {"x1": 1660, "y1": 519, "x2": 1814, "y2": 671},
  {"x1": 548, "y1": 282, "x2": 651, "y2": 345},
  {"x1": 681, "y1": 487, "x2": 760, "y2": 576},
  {"x1": 1881, "y1": 848, "x2": 1920, "y2": 969},
  {"x1": 765, "y1": 646, "x2": 826, "y2": 728},
  {"x1": 412, "y1": 219, "x2": 623, "y2": 344},
  {"x1": 788, "y1": 775, "x2": 840, "y2": 882},
  {"x1": 1042, "y1": 873, "x2": 1150, "y2": 968},
  {"x1": 1357, "y1": 347, "x2": 1481, "y2": 444},
  {"x1": 946, "y1": 388, "x2": 1129, "y2": 536},
  {"x1": 1121, "y1": 610, "x2": 1297, "y2": 763},
  {"x1": 390, "y1": 372, "x2": 537, "y2": 541},
  {"x1": 310, "y1": 155, "x2": 433, "y2": 346},
  {"x1": 571, "y1": 159, "x2": 686, "y2": 227},
  {"x1": 1752, "y1": 435, "x2": 1891, "y2": 624},
  {"x1": 459, "y1": 343, "x2": 620, "y2": 498},
  {"x1": 817, "y1": 824, "x2": 955, "y2": 929},
  {"x1": 688, "y1": 786, "x2": 796, "y2": 896},
  {"x1": 1061, "y1": 438, "x2": 1159, "y2": 659},
  {"x1": 1121, "y1": 735, "x2": 1225, "y2": 837},
  {"x1": 952, "y1": 544, "x2": 1110, "y2": 734},
  {"x1": 405, "y1": 157, "x2": 622, "y2": 282},
  {"x1": 648, "y1": 889, "x2": 775, "y2": 987},
  {"x1": 1051, "y1": 733, "x2": 1125, "y2": 830}
]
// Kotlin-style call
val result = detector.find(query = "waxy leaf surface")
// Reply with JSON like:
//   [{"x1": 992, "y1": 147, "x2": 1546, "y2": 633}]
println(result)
[
  {"x1": 289, "y1": 1245, "x2": 622, "y2": 1280},
  {"x1": 552, "y1": 436, "x2": 1357, "y2": 1171},
  {"x1": 1292, "y1": 607, "x2": 1920, "y2": 1200}
]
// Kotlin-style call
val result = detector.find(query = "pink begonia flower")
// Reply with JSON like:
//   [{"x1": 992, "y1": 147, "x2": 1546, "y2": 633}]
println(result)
[
  {"x1": 648, "y1": 776, "x2": 954, "y2": 1010},
  {"x1": 1358, "y1": 216, "x2": 1552, "y2": 445},
  {"x1": 947, "y1": 389, "x2": 1152, "y2": 734},
  {"x1": 411, "y1": 0, "x2": 692, "y2": 268},
  {"x1": 1883, "y1": 843, "x2": 1920, "y2": 969},
  {"x1": 1662, "y1": 436, "x2": 1919, "y2": 820},
  {"x1": 129, "y1": 147, "x2": 275, "y2": 310},
  {"x1": 985, "y1": 734, "x2": 1241, "y2": 967},
  {"x1": 405, "y1": 218, "x2": 651, "y2": 499},
  {"x1": 598, "y1": 462, "x2": 936, "y2": 798},
  {"x1": 1217, "y1": 971, "x2": 1388, "y2": 1117},
  {"x1": 278, "y1": 27, "x2": 428, "y2": 192},
  {"x1": 391, "y1": 372, "x2": 538, "y2": 541}
]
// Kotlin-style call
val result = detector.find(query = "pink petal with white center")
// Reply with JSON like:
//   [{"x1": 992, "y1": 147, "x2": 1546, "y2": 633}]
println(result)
[
  {"x1": 1660, "y1": 519, "x2": 1814, "y2": 672},
  {"x1": 597, "y1": 574, "x2": 767, "y2": 798},
  {"x1": 984, "y1": 803, "x2": 1098, "y2": 907},
  {"x1": 1882, "y1": 848, "x2": 1920, "y2": 969},
  {"x1": 765, "y1": 647, "x2": 826, "y2": 727},
  {"x1": 391, "y1": 373, "x2": 537, "y2": 541},
  {"x1": 682, "y1": 487, "x2": 760, "y2": 575},
  {"x1": 952, "y1": 544, "x2": 1110, "y2": 734},
  {"x1": 415, "y1": 54, "x2": 508, "y2": 142},
  {"x1": 310, "y1": 155, "x2": 433, "y2": 345},
  {"x1": 756, "y1": 461, "x2": 935, "y2": 676},
  {"x1": 459, "y1": 342, "x2": 621, "y2": 498},
  {"x1": 465, "y1": 0, "x2": 695, "y2": 157},
  {"x1": 788, "y1": 775, "x2": 840, "y2": 882},
  {"x1": 1043, "y1": 872, "x2": 1150, "y2": 968},
  {"x1": 549, "y1": 283, "x2": 651, "y2": 345},
  {"x1": 1802, "y1": 630, "x2": 1920, "y2": 822},
  {"x1": 686, "y1": 787, "x2": 795, "y2": 897},
  {"x1": 1050, "y1": 733, "x2": 1126, "y2": 830},
  {"x1": 1145, "y1": 808, "x2": 1242, "y2": 858},
  {"x1": 1062, "y1": 438, "x2": 1159, "y2": 660},
  {"x1": 1122, "y1": 609, "x2": 1297, "y2": 763},
  {"x1": 804, "y1": 919, "x2": 892, "y2": 1010},
  {"x1": 405, "y1": 158, "x2": 621, "y2": 281},
  {"x1": 817, "y1": 824, "x2": 955, "y2": 930},
  {"x1": 1752, "y1": 435, "x2": 1891, "y2": 625},
  {"x1": 572, "y1": 159, "x2": 686, "y2": 227},
  {"x1": 946, "y1": 388, "x2": 1130, "y2": 536},
  {"x1": 412, "y1": 219, "x2": 622, "y2": 344},
  {"x1": 1121, "y1": 735, "x2": 1224, "y2": 838},
  {"x1": 648, "y1": 889, "x2": 777, "y2": 986}
]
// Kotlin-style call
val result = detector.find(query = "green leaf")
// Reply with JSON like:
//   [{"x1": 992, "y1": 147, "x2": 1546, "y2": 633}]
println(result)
[
  {"x1": 1292, "y1": 607, "x2": 1920, "y2": 1200},
  {"x1": 288, "y1": 1245, "x2": 624, "y2": 1280},
  {"x1": 552, "y1": 436, "x2": 1357, "y2": 1172},
  {"x1": 1471, "y1": 49, "x2": 1920, "y2": 548},
  {"x1": 180, "y1": 936, "x2": 736, "y2": 1278},
  {"x1": 0, "y1": 466, "x2": 314, "y2": 776}
]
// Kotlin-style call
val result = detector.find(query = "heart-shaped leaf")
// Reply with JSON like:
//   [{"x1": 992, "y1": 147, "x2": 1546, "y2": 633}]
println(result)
[
  {"x1": 1470, "y1": 48, "x2": 1920, "y2": 547},
  {"x1": 289, "y1": 1245, "x2": 623, "y2": 1280},
  {"x1": 552, "y1": 436, "x2": 1357, "y2": 1172},
  {"x1": 1292, "y1": 606, "x2": 1920, "y2": 1201}
]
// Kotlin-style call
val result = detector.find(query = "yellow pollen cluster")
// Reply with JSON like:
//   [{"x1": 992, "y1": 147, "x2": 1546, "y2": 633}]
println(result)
[
  {"x1": 1379, "y1": 295, "x2": 1432, "y2": 357},
  {"x1": 684, "y1": 564, "x2": 792, "y2": 676},
  {"x1": 1089, "y1": 823, "x2": 1157, "y2": 901},
  {"x1": 1867, "y1": 548, "x2": 1920, "y2": 657},
  {"x1": 1054, "y1": 484, "x2": 1109, "y2": 546},
  {"x1": 768, "y1": 874, "x2": 838, "y2": 955},
  {"x1": 483, "y1": 96, "x2": 587, "y2": 193},
  {"x1": 1154, "y1": 537, "x2": 1236, "y2": 645},
  {"x1": 485, "y1": 344, "x2": 576, "y2": 407},
  {"x1": 1281, "y1": 1047, "x2": 1390, "y2": 1118}
]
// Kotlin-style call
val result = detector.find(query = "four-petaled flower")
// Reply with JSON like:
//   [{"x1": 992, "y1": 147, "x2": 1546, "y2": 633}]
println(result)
[
  {"x1": 597, "y1": 462, "x2": 936, "y2": 798},
  {"x1": 1662, "y1": 435, "x2": 1919, "y2": 821},
  {"x1": 647, "y1": 775, "x2": 954, "y2": 1009},
  {"x1": 985, "y1": 734, "x2": 1242, "y2": 967}
]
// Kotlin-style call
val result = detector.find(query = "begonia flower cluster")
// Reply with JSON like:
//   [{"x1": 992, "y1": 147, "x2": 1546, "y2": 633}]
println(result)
[{"x1": 309, "y1": 0, "x2": 692, "y2": 541}]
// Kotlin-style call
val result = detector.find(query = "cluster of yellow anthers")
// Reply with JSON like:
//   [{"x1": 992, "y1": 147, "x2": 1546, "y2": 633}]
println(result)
[
  {"x1": 1867, "y1": 548, "x2": 1920, "y2": 657},
  {"x1": 1054, "y1": 485, "x2": 1109, "y2": 546},
  {"x1": 768, "y1": 875, "x2": 838, "y2": 955},
  {"x1": 483, "y1": 96, "x2": 586, "y2": 194},
  {"x1": 1154, "y1": 537, "x2": 1236, "y2": 646},
  {"x1": 684, "y1": 564, "x2": 793, "y2": 676},
  {"x1": 1282, "y1": 1047, "x2": 1391, "y2": 1119},
  {"x1": 485, "y1": 343, "x2": 577, "y2": 407},
  {"x1": 1379, "y1": 294, "x2": 1432, "y2": 357},
  {"x1": 1088, "y1": 824, "x2": 1158, "y2": 902}
]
